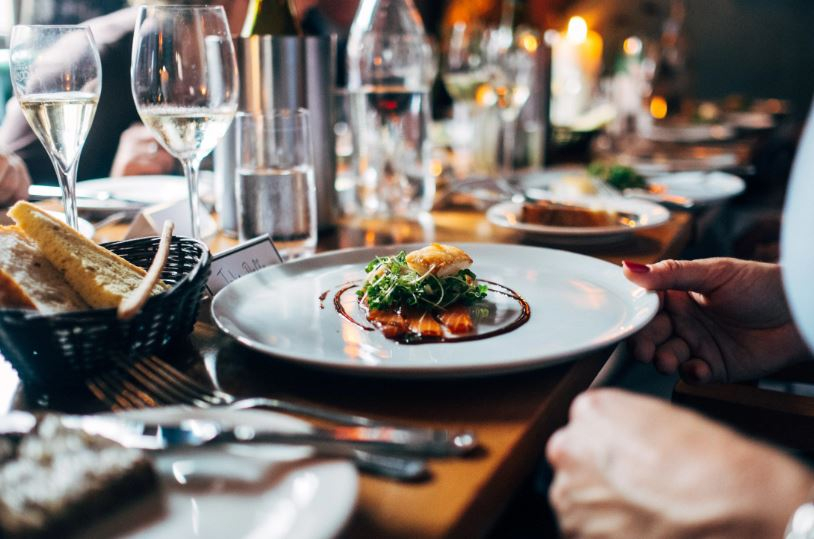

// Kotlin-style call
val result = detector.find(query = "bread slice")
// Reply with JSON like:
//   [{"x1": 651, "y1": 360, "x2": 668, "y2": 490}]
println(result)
[
  {"x1": 9, "y1": 202, "x2": 167, "y2": 309},
  {"x1": 0, "y1": 226, "x2": 89, "y2": 313}
]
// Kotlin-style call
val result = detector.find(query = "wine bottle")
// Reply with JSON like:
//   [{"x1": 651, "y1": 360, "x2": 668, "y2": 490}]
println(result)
[{"x1": 241, "y1": 0, "x2": 302, "y2": 37}]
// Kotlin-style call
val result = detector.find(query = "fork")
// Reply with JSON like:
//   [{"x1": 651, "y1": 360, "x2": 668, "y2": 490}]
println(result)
[
  {"x1": 87, "y1": 361, "x2": 430, "y2": 481},
  {"x1": 86, "y1": 357, "x2": 479, "y2": 479},
  {"x1": 91, "y1": 356, "x2": 429, "y2": 430}
]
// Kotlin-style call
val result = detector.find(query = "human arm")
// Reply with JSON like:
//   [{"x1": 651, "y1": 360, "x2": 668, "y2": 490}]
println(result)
[{"x1": 0, "y1": 152, "x2": 31, "y2": 206}]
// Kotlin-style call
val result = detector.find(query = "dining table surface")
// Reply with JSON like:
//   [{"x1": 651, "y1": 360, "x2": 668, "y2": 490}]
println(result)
[{"x1": 0, "y1": 204, "x2": 694, "y2": 539}]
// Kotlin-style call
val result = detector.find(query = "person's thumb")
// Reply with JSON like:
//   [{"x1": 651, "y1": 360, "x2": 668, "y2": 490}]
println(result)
[{"x1": 622, "y1": 258, "x2": 732, "y2": 293}]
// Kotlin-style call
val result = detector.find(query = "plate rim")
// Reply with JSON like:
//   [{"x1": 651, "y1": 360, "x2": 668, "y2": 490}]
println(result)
[
  {"x1": 486, "y1": 198, "x2": 671, "y2": 237},
  {"x1": 211, "y1": 243, "x2": 659, "y2": 378},
  {"x1": 93, "y1": 406, "x2": 359, "y2": 539},
  {"x1": 649, "y1": 170, "x2": 746, "y2": 204}
]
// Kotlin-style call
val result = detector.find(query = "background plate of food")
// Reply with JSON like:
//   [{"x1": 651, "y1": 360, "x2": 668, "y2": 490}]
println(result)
[
  {"x1": 211, "y1": 243, "x2": 658, "y2": 377},
  {"x1": 520, "y1": 164, "x2": 744, "y2": 207},
  {"x1": 487, "y1": 196, "x2": 671, "y2": 247}
]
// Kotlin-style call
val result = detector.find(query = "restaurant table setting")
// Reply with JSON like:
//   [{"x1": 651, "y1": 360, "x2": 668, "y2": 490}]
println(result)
[{"x1": 0, "y1": 0, "x2": 778, "y2": 537}]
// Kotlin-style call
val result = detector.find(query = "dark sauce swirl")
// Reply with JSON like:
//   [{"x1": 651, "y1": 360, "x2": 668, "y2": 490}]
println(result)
[{"x1": 330, "y1": 280, "x2": 530, "y2": 344}]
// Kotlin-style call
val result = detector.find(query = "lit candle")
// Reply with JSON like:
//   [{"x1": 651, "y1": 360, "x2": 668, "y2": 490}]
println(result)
[{"x1": 550, "y1": 16, "x2": 604, "y2": 126}]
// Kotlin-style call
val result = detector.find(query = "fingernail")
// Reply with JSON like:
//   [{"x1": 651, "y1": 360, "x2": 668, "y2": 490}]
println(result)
[{"x1": 623, "y1": 260, "x2": 650, "y2": 274}]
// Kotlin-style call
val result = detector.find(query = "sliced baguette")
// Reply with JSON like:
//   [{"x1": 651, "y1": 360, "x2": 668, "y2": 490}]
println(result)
[
  {"x1": 0, "y1": 226, "x2": 89, "y2": 313},
  {"x1": 9, "y1": 202, "x2": 168, "y2": 309}
]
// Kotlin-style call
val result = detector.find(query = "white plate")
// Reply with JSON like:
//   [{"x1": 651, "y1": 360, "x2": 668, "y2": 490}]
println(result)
[
  {"x1": 642, "y1": 122, "x2": 735, "y2": 143},
  {"x1": 648, "y1": 171, "x2": 745, "y2": 205},
  {"x1": 47, "y1": 211, "x2": 95, "y2": 239},
  {"x1": 83, "y1": 407, "x2": 358, "y2": 539},
  {"x1": 78, "y1": 175, "x2": 189, "y2": 206},
  {"x1": 521, "y1": 167, "x2": 745, "y2": 206},
  {"x1": 211, "y1": 244, "x2": 659, "y2": 377},
  {"x1": 487, "y1": 197, "x2": 670, "y2": 246}
]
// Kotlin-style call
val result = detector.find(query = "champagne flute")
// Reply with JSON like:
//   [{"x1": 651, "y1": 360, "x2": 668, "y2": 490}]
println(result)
[
  {"x1": 482, "y1": 27, "x2": 536, "y2": 181},
  {"x1": 9, "y1": 25, "x2": 101, "y2": 230},
  {"x1": 131, "y1": 5, "x2": 238, "y2": 239}
]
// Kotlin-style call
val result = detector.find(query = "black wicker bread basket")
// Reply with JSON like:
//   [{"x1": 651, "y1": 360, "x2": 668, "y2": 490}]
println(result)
[{"x1": 0, "y1": 236, "x2": 211, "y2": 388}]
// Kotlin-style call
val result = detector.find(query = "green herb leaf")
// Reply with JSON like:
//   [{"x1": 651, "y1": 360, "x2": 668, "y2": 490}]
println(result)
[{"x1": 357, "y1": 251, "x2": 488, "y2": 311}]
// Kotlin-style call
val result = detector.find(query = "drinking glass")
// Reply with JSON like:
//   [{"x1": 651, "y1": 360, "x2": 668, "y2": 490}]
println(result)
[
  {"x1": 9, "y1": 25, "x2": 101, "y2": 230},
  {"x1": 236, "y1": 109, "x2": 317, "y2": 260},
  {"x1": 442, "y1": 22, "x2": 488, "y2": 110},
  {"x1": 482, "y1": 27, "x2": 536, "y2": 180},
  {"x1": 131, "y1": 5, "x2": 238, "y2": 239}
]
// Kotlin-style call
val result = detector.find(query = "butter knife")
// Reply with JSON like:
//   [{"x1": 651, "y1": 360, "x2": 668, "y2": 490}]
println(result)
[{"x1": 64, "y1": 415, "x2": 478, "y2": 457}]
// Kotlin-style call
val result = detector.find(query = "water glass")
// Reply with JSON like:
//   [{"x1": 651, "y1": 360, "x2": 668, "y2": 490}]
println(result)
[{"x1": 236, "y1": 109, "x2": 317, "y2": 259}]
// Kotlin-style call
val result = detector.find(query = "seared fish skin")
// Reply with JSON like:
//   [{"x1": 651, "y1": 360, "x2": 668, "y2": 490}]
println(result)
[{"x1": 405, "y1": 243, "x2": 473, "y2": 277}]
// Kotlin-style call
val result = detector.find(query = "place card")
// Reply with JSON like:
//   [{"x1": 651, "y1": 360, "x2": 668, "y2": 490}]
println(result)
[
  {"x1": 206, "y1": 234, "x2": 283, "y2": 295},
  {"x1": 125, "y1": 199, "x2": 217, "y2": 240}
]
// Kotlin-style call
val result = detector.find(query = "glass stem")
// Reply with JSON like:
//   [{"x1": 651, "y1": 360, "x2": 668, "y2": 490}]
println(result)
[
  {"x1": 181, "y1": 158, "x2": 202, "y2": 239},
  {"x1": 501, "y1": 116, "x2": 517, "y2": 181},
  {"x1": 56, "y1": 160, "x2": 79, "y2": 230}
]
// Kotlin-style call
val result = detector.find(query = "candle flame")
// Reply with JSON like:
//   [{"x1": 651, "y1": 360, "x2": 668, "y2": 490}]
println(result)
[{"x1": 566, "y1": 16, "x2": 588, "y2": 44}]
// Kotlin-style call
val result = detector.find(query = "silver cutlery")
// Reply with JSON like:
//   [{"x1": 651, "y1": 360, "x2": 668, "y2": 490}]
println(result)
[
  {"x1": 90, "y1": 356, "x2": 475, "y2": 441},
  {"x1": 67, "y1": 414, "x2": 475, "y2": 457},
  {"x1": 87, "y1": 356, "x2": 478, "y2": 480},
  {"x1": 1, "y1": 412, "x2": 427, "y2": 481}
]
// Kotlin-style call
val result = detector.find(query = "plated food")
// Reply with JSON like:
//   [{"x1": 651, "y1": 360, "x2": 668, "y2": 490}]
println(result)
[
  {"x1": 520, "y1": 200, "x2": 632, "y2": 228},
  {"x1": 336, "y1": 244, "x2": 528, "y2": 344},
  {"x1": 357, "y1": 244, "x2": 486, "y2": 340},
  {"x1": 586, "y1": 161, "x2": 647, "y2": 191},
  {"x1": 488, "y1": 197, "x2": 670, "y2": 247},
  {"x1": 212, "y1": 243, "x2": 659, "y2": 376},
  {"x1": 0, "y1": 414, "x2": 158, "y2": 539}
]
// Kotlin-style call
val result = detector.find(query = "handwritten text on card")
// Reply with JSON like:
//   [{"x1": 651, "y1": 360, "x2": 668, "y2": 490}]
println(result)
[{"x1": 206, "y1": 235, "x2": 283, "y2": 295}]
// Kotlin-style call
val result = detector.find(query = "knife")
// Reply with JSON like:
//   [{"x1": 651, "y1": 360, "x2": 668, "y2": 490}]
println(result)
[
  {"x1": 0, "y1": 413, "x2": 430, "y2": 481},
  {"x1": 62, "y1": 415, "x2": 478, "y2": 457}
]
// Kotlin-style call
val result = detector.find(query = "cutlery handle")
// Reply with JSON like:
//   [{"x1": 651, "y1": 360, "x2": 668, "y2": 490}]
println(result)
[
  {"x1": 349, "y1": 450, "x2": 428, "y2": 481},
  {"x1": 212, "y1": 426, "x2": 477, "y2": 457}
]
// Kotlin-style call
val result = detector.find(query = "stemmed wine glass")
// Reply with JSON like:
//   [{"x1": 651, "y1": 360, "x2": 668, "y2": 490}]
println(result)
[
  {"x1": 9, "y1": 25, "x2": 101, "y2": 230},
  {"x1": 482, "y1": 27, "x2": 536, "y2": 181},
  {"x1": 442, "y1": 22, "x2": 489, "y2": 116},
  {"x1": 131, "y1": 5, "x2": 238, "y2": 239}
]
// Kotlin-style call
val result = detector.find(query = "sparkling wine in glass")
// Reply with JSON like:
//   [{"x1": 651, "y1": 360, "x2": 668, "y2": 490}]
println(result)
[
  {"x1": 9, "y1": 25, "x2": 101, "y2": 230},
  {"x1": 131, "y1": 5, "x2": 238, "y2": 238}
]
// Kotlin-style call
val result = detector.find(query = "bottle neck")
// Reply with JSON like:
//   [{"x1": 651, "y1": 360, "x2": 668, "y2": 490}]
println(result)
[
  {"x1": 241, "y1": 0, "x2": 303, "y2": 37},
  {"x1": 499, "y1": 0, "x2": 516, "y2": 32},
  {"x1": 349, "y1": 0, "x2": 426, "y2": 36}
]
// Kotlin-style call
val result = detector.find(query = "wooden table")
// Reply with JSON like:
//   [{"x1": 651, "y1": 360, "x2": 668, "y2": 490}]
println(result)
[{"x1": 1, "y1": 208, "x2": 693, "y2": 539}]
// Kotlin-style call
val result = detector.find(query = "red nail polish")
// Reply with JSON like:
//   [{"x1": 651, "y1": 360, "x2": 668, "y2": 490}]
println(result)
[{"x1": 623, "y1": 260, "x2": 650, "y2": 273}]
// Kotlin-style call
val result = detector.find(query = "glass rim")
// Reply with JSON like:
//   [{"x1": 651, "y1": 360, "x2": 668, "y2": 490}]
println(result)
[
  {"x1": 236, "y1": 108, "x2": 310, "y2": 122},
  {"x1": 12, "y1": 24, "x2": 93, "y2": 30},
  {"x1": 137, "y1": 4, "x2": 227, "y2": 12}
]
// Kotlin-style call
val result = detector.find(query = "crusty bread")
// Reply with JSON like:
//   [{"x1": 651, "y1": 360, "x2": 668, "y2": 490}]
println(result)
[
  {"x1": 0, "y1": 226, "x2": 89, "y2": 313},
  {"x1": 521, "y1": 200, "x2": 619, "y2": 228},
  {"x1": 9, "y1": 202, "x2": 167, "y2": 309}
]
